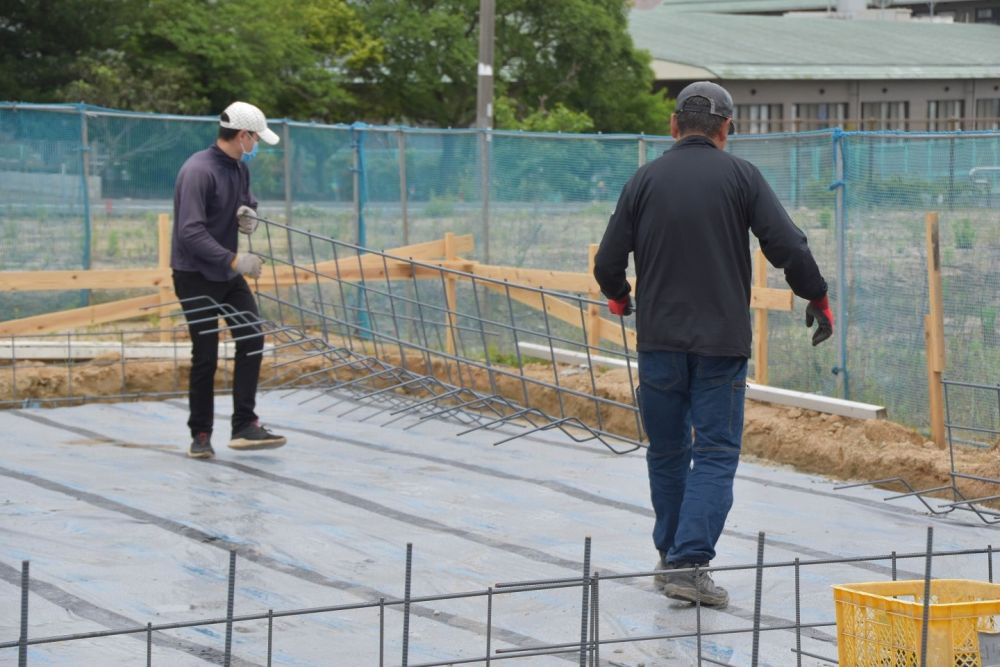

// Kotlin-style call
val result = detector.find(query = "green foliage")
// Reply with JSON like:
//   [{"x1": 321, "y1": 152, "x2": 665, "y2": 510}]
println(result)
[
  {"x1": 982, "y1": 306, "x2": 998, "y2": 345},
  {"x1": 486, "y1": 344, "x2": 548, "y2": 367},
  {"x1": 494, "y1": 97, "x2": 595, "y2": 133},
  {"x1": 352, "y1": 0, "x2": 672, "y2": 133},
  {"x1": 4, "y1": 0, "x2": 670, "y2": 132},
  {"x1": 954, "y1": 218, "x2": 975, "y2": 250},
  {"x1": 423, "y1": 196, "x2": 456, "y2": 219},
  {"x1": 2, "y1": 0, "x2": 381, "y2": 122},
  {"x1": 817, "y1": 209, "x2": 833, "y2": 230},
  {"x1": 106, "y1": 230, "x2": 120, "y2": 259}
]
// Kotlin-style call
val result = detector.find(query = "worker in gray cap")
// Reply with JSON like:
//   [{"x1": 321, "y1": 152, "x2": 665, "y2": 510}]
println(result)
[{"x1": 593, "y1": 81, "x2": 832, "y2": 607}]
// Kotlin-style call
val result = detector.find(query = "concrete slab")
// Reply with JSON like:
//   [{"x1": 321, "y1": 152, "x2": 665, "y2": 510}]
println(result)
[{"x1": 0, "y1": 390, "x2": 996, "y2": 666}]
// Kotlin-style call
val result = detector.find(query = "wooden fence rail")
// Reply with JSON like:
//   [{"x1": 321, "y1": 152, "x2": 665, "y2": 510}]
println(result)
[{"x1": 0, "y1": 217, "x2": 792, "y2": 383}]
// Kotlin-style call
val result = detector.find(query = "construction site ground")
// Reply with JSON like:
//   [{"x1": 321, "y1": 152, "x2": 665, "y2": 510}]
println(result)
[
  {"x1": 2, "y1": 351, "x2": 998, "y2": 506},
  {"x1": 2, "y1": 388, "x2": 1000, "y2": 666}
]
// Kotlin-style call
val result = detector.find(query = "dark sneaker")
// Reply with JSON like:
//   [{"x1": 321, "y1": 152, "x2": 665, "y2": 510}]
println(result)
[
  {"x1": 228, "y1": 421, "x2": 287, "y2": 451},
  {"x1": 661, "y1": 562, "x2": 729, "y2": 608},
  {"x1": 188, "y1": 433, "x2": 215, "y2": 459}
]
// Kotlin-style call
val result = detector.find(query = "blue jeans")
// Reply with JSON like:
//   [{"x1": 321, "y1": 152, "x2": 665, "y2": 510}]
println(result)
[{"x1": 638, "y1": 351, "x2": 747, "y2": 565}]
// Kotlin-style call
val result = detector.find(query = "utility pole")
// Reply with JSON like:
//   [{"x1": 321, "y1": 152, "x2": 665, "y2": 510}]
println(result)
[{"x1": 476, "y1": 0, "x2": 494, "y2": 263}]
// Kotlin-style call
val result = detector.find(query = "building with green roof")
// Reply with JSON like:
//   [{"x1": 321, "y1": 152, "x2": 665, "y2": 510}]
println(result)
[
  {"x1": 638, "y1": 0, "x2": 999, "y2": 24},
  {"x1": 628, "y1": 3, "x2": 1000, "y2": 132}
]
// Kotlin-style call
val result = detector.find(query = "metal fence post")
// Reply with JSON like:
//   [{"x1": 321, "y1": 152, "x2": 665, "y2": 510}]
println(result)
[
  {"x1": 78, "y1": 104, "x2": 92, "y2": 307},
  {"x1": 578, "y1": 536, "x2": 591, "y2": 667},
  {"x1": 402, "y1": 543, "x2": 413, "y2": 667},
  {"x1": 833, "y1": 130, "x2": 850, "y2": 399},
  {"x1": 224, "y1": 551, "x2": 236, "y2": 667},
  {"x1": 480, "y1": 128, "x2": 491, "y2": 264},
  {"x1": 18, "y1": 560, "x2": 28, "y2": 667},
  {"x1": 398, "y1": 129, "x2": 409, "y2": 245},
  {"x1": 283, "y1": 121, "x2": 293, "y2": 228}
]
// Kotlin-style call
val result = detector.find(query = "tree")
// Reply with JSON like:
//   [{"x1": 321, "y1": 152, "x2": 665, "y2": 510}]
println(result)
[
  {"x1": 0, "y1": 0, "x2": 139, "y2": 102},
  {"x1": 1, "y1": 0, "x2": 381, "y2": 121},
  {"x1": 352, "y1": 0, "x2": 672, "y2": 133}
]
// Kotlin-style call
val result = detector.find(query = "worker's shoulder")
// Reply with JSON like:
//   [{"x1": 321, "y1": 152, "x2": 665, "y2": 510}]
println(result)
[{"x1": 178, "y1": 148, "x2": 221, "y2": 179}]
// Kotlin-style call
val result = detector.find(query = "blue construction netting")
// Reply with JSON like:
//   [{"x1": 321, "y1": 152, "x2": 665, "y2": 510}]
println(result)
[{"x1": 2, "y1": 103, "x2": 999, "y2": 434}]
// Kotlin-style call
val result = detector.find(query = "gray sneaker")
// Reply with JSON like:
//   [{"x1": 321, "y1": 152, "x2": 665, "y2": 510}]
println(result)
[
  {"x1": 653, "y1": 556, "x2": 677, "y2": 592},
  {"x1": 228, "y1": 421, "x2": 287, "y2": 450},
  {"x1": 188, "y1": 432, "x2": 215, "y2": 459},
  {"x1": 660, "y1": 562, "x2": 729, "y2": 608}
]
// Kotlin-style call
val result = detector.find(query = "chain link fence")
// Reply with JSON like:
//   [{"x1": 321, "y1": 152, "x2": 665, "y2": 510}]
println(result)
[{"x1": 2, "y1": 103, "x2": 999, "y2": 433}]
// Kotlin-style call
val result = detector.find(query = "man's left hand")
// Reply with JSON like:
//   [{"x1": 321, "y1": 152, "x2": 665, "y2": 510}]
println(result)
[
  {"x1": 805, "y1": 295, "x2": 834, "y2": 346},
  {"x1": 608, "y1": 295, "x2": 633, "y2": 317},
  {"x1": 236, "y1": 205, "x2": 258, "y2": 235}
]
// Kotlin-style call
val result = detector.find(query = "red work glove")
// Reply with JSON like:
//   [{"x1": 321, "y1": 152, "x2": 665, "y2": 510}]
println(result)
[
  {"x1": 805, "y1": 295, "x2": 834, "y2": 346},
  {"x1": 608, "y1": 295, "x2": 633, "y2": 316}
]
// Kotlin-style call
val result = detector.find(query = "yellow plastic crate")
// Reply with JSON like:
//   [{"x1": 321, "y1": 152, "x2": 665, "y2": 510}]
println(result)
[{"x1": 833, "y1": 580, "x2": 1000, "y2": 667}]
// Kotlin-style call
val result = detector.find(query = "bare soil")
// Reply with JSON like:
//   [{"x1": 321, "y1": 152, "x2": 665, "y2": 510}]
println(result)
[{"x1": 4, "y1": 354, "x2": 999, "y2": 508}]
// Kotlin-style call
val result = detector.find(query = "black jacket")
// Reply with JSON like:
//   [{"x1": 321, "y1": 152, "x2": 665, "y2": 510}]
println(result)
[{"x1": 593, "y1": 135, "x2": 827, "y2": 358}]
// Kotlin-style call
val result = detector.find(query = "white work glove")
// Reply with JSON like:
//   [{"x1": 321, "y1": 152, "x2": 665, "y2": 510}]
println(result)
[
  {"x1": 236, "y1": 205, "x2": 258, "y2": 235},
  {"x1": 232, "y1": 253, "x2": 263, "y2": 279}
]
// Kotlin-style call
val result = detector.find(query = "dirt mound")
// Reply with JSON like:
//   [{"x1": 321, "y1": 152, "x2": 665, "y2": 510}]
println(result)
[{"x1": 3, "y1": 353, "x2": 997, "y2": 507}]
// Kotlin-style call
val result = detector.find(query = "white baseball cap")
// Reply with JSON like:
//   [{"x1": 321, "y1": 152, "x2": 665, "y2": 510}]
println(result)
[{"x1": 219, "y1": 101, "x2": 280, "y2": 145}]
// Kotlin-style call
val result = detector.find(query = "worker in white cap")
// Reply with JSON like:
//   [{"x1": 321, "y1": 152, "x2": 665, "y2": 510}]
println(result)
[{"x1": 170, "y1": 101, "x2": 286, "y2": 459}]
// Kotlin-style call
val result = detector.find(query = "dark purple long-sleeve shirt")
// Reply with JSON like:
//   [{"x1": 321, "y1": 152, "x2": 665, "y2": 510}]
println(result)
[{"x1": 171, "y1": 144, "x2": 257, "y2": 281}]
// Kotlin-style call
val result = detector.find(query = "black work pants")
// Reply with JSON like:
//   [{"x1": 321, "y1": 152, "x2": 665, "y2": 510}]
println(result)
[{"x1": 172, "y1": 270, "x2": 264, "y2": 438}]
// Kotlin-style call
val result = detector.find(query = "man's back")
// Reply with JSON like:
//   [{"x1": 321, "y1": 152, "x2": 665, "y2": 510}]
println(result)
[{"x1": 595, "y1": 136, "x2": 826, "y2": 357}]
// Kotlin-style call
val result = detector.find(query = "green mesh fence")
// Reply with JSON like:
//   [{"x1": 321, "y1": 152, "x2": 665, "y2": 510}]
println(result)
[{"x1": 2, "y1": 103, "x2": 999, "y2": 433}]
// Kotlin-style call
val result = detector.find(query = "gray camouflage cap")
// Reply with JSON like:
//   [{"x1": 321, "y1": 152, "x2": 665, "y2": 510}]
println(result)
[{"x1": 676, "y1": 81, "x2": 735, "y2": 135}]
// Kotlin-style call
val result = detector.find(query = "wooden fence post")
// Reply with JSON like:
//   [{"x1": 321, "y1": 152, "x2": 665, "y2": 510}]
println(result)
[
  {"x1": 924, "y1": 212, "x2": 946, "y2": 448},
  {"x1": 157, "y1": 214, "x2": 173, "y2": 342},
  {"x1": 587, "y1": 244, "x2": 601, "y2": 351},
  {"x1": 444, "y1": 232, "x2": 458, "y2": 356},
  {"x1": 753, "y1": 249, "x2": 769, "y2": 385}
]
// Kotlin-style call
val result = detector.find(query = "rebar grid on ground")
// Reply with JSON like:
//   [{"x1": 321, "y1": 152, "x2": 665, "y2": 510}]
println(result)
[
  {"x1": 213, "y1": 217, "x2": 647, "y2": 453},
  {"x1": 4, "y1": 527, "x2": 996, "y2": 666},
  {"x1": 837, "y1": 380, "x2": 1000, "y2": 523}
]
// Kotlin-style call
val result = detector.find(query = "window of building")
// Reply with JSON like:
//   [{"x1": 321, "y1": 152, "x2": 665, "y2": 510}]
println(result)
[
  {"x1": 792, "y1": 103, "x2": 848, "y2": 131},
  {"x1": 927, "y1": 100, "x2": 965, "y2": 131},
  {"x1": 860, "y1": 101, "x2": 909, "y2": 131},
  {"x1": 975, "y1": 7, "x2": 1000, "y2": 23},
  {"x1": 976, "y1": 99, "x2": 1000, "y2": 130},
  {"x1": 734, "y1": 104, "x2": 784, "y2": 134}
]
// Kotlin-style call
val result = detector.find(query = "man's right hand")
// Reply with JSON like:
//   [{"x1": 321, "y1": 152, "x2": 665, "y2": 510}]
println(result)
[
  {"x1": 236, "y1": 205, "x2": 258, "y2": 235},
  {"x1": 805, "y1": 295, "x2": 834, "y2": 346},
  {"x1": 608, "y1": 295, "x2": 633, "y2": 316},
  {"x1": 232, "y1": 253, "x2": 263, "y2": 279}
]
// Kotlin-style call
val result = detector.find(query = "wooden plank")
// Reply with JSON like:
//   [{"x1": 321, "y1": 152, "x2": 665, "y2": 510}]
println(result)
[
  {"x1": 0, "y1": 294, "x2": 161, "y2": 336},
  {"x1": 587, "y1": 244, "x2": 601, "y2": 349},
  {"x1": 925, "y1": 211, "x2": 946, "y2": 448},
  {"x1": 488, "y1": 283, "x2": 637, "y2": 351},
  {"x1": 751, "y1": 286, "x2": 793, "y2": 312},
  {"x1": 753, "y1": 249, "x2": 770, "y2": 384},
  {"x1": 260, "y1": 261, "x2": 475, "y2": 288},
  {"x1": 518, "y1": 341, "x2": 635, "y2": 369},
  {"x1": 0, "y1": 269, "x2": 168, "y2": 291},
  {"x1": 444, "y1": 232, "x2": 459, "y2": 355},
  {"x1": 0, "y1": 339, "x2": 273, "y2": 361},
  {"x1": 518, "y1": 342, "x2": 887, "y2": 420},
  {"x1": 382, "y1": 234, "x2": 474, "y2": 261},
  {"x1": 746, "y1": 383, "x2": 887, "y2": 420},
  {"x1": 157, "y1": 214, "x2": 173, "y2": 342},
  {"x1": 464, "y1": 264, "x2": 593, "y2": 293}
]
